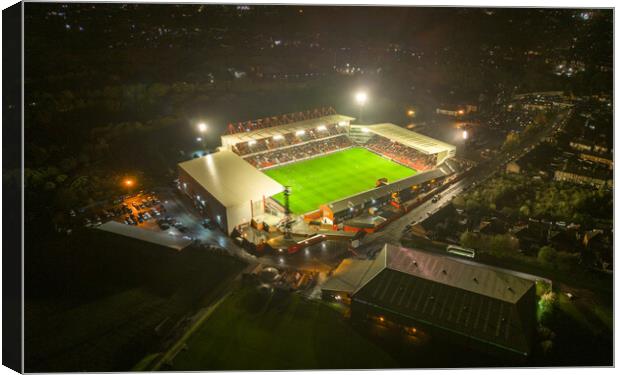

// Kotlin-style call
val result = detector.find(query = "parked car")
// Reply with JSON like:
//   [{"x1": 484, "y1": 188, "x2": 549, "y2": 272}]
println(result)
[{"x1": 202, "y1": 219, "x2": 214, "y2": 229}]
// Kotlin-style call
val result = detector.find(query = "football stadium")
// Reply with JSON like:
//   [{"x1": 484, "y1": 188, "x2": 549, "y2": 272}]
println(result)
[{"x1": 178, "y1": 107, "x2": 456, "y2": 234}]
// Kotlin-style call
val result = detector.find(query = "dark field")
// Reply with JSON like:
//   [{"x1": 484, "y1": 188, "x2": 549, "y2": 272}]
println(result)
[
  {"x1": 170, "y1": 286, "x2": 397, "y2": 370},
  {"x1": 24, "y1": 229, "x2": 246, "y2": 372}
]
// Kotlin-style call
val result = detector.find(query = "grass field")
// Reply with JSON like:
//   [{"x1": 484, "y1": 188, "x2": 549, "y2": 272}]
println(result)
[
  {"x1": 264, "y1": 147, "x2": 416, "y2": 213},
  {"x1": 170, "y1": 286, "x2": 397, "y2": 370}
]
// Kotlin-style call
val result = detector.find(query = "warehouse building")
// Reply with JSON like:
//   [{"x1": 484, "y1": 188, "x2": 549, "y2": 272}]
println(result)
[
  {"x1": 177, "y1": 150, "x2": 284, "y2": 234},
  {"x1": 322, "y1": 244, "x2": 537, "y2": 359}
]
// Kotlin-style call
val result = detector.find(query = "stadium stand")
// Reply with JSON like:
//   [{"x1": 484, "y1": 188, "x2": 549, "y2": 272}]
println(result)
[
  {"x1": 231, "y1": 122, "x2": 348, "y2": 157},
  {"x1": 244, "y1": 134, "x2": 353, "y2": 169},
  {"x1": 365, "y1": 135, "x2": 437, "y2": 171}
]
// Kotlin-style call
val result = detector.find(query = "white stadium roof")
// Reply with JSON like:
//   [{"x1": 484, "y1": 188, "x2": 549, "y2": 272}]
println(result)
[
  {"x1": 357, "y1": 123, "x2": 456, "y2": 155},
  {"x1": 221, "y1": 114, "x2": 355, "y2": 146},
  {"x1": 178, "y1": 150, "x2": 284, "y2": 208}
]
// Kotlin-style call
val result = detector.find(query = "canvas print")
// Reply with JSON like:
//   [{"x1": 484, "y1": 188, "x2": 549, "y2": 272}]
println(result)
[{"x1": 11, "y1": 2, "x2": 613, "y2": 372}]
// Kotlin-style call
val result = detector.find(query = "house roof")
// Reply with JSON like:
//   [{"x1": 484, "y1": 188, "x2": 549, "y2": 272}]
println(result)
[{"x1": 178, "y1": 150, "x2": 284, "y2": 208}]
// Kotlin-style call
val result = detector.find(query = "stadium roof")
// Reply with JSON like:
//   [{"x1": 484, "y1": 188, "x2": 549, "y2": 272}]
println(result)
[
  {"x1": 325, "y1": 162, "x2": 457, "y2": 214},
  {"x1": 221, "y1": 114, "x2": 355, "y2": 146},
  {"x1": 357, "y1": 123, "x2": 456, "y2": 155},
  {"x1": 97, "y1": 221, "x2": 193, "y2": 251},
  {"x1": 324, "y1": 244, "x2": 536, "y2": 356},
  {"x1": 178, "y1": 150, "x2": 284, "y2": 207}
]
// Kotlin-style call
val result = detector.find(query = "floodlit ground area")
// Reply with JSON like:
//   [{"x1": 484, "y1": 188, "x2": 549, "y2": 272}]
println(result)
[
  {"x1": 264, "y1": 147, "x2": 416, "y2": 213},
  {"x1": 169, "y1": 286, "x2": 397, "y2": 370}
]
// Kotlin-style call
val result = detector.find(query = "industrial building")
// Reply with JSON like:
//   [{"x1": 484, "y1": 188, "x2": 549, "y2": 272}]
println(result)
[
  {"x1": 322, "y1": 244, "x2": 537, "y2": 359},
  {"x1": 177, "y1": 150, "x2": 284, "y2": 234}
]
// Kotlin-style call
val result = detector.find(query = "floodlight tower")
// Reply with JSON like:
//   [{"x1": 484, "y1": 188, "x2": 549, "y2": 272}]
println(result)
[
  {"x1": 283, "y1": 186, "x2": 292, "y2": 239},
  {"x1": 197, "y1": 122, "x2": 208, "y2": 149},
  {"x1": 355, "y1": 91, "x2": 368, "y2": 124}
]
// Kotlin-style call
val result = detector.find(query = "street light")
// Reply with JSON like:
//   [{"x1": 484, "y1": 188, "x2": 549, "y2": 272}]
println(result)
[
  {"x1": 354, "y1": 91, "x2": 368, "y2": 123},
  {"x1": 407, "y1": 109, "x2": 416, "y2": 117},
  {"x1": 462, "y1": 130, "x2": 468, "y2": 140}
]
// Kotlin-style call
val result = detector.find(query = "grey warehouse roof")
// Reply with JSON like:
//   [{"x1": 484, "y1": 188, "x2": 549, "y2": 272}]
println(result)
[
  {"x1": 345, "y1": 244, "x2": 536, "y2": 356},
  {"x1": 98, "y1": 221, "x2": 193, "y2": 251}
]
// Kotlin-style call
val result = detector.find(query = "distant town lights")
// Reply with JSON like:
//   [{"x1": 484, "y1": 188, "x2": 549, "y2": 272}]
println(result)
[
  {"x1": 462, "y1": 130, "x2": 469, "y2": 140},
  {"x1": 197, "y1": 122, "x2": 208, "y2": 133}
]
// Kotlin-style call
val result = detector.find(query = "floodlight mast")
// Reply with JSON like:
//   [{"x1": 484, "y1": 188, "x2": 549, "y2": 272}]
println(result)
[
  {"x1": 283, "y1": 186, "x2": 292, "y2": 239},
  {"x1": 355, "y1": 91, "x2": 368, "y2": 124}
]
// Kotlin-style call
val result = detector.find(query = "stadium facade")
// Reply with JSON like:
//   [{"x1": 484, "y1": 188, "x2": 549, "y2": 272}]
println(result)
[
  {"x1": 177, "y1": 109, "x2": 457, "y2": 234},
  {"x1": 322, "y1": 244, "x2": 537, "y2": 360},
  {"x1": 178, "y1": 150, "x2": 284, "y2": 234}
]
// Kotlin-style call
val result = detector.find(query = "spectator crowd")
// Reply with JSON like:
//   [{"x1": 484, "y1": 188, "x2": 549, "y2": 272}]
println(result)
[
  {"x1": 365, "y1": 135, "x2": 436, "y2": 171},
  {"x1": 232, "y1": 123, "x2": 347, "y2": 156},
  {"x1": 244, "y1": 135, "x2": 353, "y2": 169}
]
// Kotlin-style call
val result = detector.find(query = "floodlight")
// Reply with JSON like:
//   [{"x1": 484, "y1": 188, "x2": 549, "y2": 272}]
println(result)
[{"x1": 355, "y1": 91, "x2": 368, "y2": 105}]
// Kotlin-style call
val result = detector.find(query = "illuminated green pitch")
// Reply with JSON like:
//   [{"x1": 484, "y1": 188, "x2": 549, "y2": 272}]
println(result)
[{"x1": 264, "y1": 147, "x2": 416, "y2": 214}]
